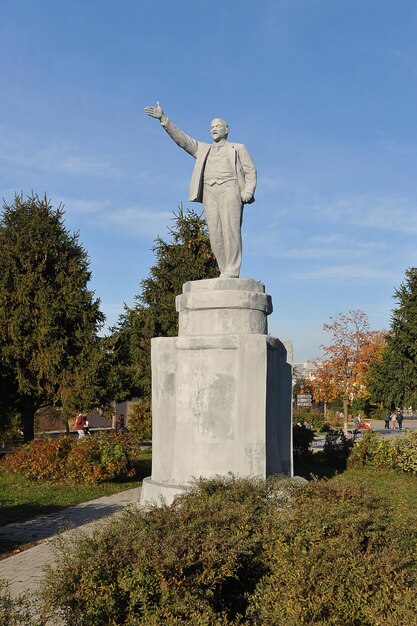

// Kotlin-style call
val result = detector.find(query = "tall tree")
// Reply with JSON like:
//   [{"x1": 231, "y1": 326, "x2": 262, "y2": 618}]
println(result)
[
  {"x1": 311, "y1": 310, "x2": 384, "y2": 433},
  {"x1": 111, "y1": 206, "x2": 218, "y2": 400},
  {"x1": 367, "y1": 268, "x2": 417, "y2": 409},
  {"x1": 0, "y1": 194, "x2": 104, "y2": 441}
]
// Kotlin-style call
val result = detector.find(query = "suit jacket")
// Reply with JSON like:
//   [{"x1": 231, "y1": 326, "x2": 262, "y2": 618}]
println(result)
[{"x1": 160, "y1": 116, "x2": 257, "y2": 204}]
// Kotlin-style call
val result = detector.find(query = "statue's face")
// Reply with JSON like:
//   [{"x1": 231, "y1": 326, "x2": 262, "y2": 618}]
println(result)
[{"x1": 210, "y1": 118, "x2": 229, "y2": 142}]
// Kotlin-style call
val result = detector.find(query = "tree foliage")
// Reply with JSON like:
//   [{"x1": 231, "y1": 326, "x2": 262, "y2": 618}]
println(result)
[
  {"x1": 111, "y1": 206, "x2": 218, "y2": 400},
  {"x1": 0, "y1": 194, "x2": 105, "y2": 440},
  {"x1": 311, "y1": 310, "x2": 385, "y2": 431},
  {"x1": 367, "y1": 268, "x2": 417, "y2": 409}
]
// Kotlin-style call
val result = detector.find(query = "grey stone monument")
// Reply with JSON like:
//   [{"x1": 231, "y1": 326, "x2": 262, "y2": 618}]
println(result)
[
  {"x1": 140, "y1": 105, "x2": 293, "y2": 505},
  {"x1": 144, "y1": 102, "x2": 256, "y2": 278}
]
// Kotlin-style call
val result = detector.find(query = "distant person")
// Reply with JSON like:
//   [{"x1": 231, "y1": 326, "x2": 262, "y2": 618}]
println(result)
[
  {"x1": 396, "y1": 410, "x2": 403, "y2": 430},
  {"x1": 384, "y1": 411, "x2": 390, "y2": 430},
  {"x1": 116, "y1": 414, "x2": 125, "y2": 434},
  {"x1": 83, "y1": 418, "x2": 92, "y2": 436},
  {"x1": 75, "y1": 413, "x2": 86, "y2": 438},
  {"x1": 390, "y1": 411, "x2": 397, "y2": 430}
]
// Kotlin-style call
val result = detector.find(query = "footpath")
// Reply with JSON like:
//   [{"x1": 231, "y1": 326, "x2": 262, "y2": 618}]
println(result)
[
  {"x1": 0, "y1": 486, "x2": 142, "y2": 598},
  {"x1": 312, "y1": 418, "x2": 417, "y2": 452}
]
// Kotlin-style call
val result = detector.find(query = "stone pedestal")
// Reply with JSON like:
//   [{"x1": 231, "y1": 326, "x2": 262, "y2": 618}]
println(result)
[{"x1": 140, "y1": 278, "x2": 293, "y2": 506}]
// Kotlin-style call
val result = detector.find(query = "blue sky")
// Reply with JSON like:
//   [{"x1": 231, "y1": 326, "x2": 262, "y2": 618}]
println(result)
[{"x1": 1, "y1": 0, "x2": 417, "y2": 362}]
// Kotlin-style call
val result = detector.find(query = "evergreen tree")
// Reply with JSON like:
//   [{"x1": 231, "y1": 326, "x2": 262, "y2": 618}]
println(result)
[
  {"x1": 112, "y1": 206, "x2": 218, "y2": 400},
  {"x1": 0, "y1": 357, "x2": 18, "y2": 434},
  {"x1": 0, "y1": 194, "x2": 105, "y2": 440},
  {"x1": 367, "y1": 268, "x2": 417, "y2": 409}
]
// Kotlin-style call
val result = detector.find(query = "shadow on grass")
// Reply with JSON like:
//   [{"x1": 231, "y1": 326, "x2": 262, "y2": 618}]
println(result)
[
  {"x1": 0, "y1": 503, "x2": 69, "y2": 556},
  {"x1": 0, "y1": 503, "x2": 67, "y2": 529},
  {"x1": 133, "y1": 457, "x2": 152, "y2": 481},
  {"x1": 294, "y1": 451, "x2": 348, "y2": 480},
  {"x1": 110, "y1": 456, "x2": 151, "y2": 485},
  {"x1": 0, "y1": 538, "x2": 38, "y2": 559}
]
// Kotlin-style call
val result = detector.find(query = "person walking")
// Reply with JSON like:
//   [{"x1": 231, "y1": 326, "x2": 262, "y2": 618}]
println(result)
[
  {"x1": 384, "y1": 411, "x2": 390, "y2": 429},
  {"x1": 390, "y1": 411, "x2": 397, "y2": 430},
  {"x1": 75, "y1": 413, "x2": 86, "y2": 438},
  {"x1": 396, "y1": 410, "x2": 403, "y2": 430}
]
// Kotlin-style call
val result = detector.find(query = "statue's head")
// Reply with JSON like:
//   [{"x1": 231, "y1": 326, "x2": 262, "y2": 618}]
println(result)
[{"x1": 210, "y1": 118, "x2": 229, "y2": 142}]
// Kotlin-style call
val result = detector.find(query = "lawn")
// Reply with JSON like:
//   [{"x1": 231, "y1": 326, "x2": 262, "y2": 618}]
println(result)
[
  {"x1": 334, "y1": 466, "x2": 417, "y2": 526},
  {"x1": 294, "y1": 441, "x2": 417, "y2": 531},
  {"x1": 0, "y1": 449, "x2": 151, "y2": 527}
]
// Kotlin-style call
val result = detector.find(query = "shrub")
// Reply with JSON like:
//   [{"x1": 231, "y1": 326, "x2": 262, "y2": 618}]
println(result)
[
  {"x1": 323, "y1": 428, "x2": 353, "y2": 467},
  {"x1": 0, "y1": 580, "x2": 37, "y2": 626},
  {"x1": 292, "y1": 425, "x2": 315, "y2": 457},
  {"x1": 393, "y1": 430, "x2": 417, "y2": 474},
  {"x1": 246, "y1": 480, "x2": 417, "y2": 626},
  {"x1": 2, "y1": 437, "x2": 73, "y2": 481},
  {"x1": 322, "y1": 409, "x2": 344, "y2": 428},
  {"x1": 41, "y1": 476, "x2": 284, "y2": 625},
  {"x1": 40, "y1": 475, "x2": 417, "y2": 626},
  {"x1": 348, "y1": 430, "x2": 417, "y2": 474},
  {"x1": 2, "y1": 433, "x2": 137, "y2": 484},
  {"x1": 294, "y1": 407, "x2": 326, "y2": 431},
  {"x1": 127, "y1": 398, "x2": 152, "y2": 441},
  {"x1": 348, "y1": 431, "x2": 393, "y2": 470}
]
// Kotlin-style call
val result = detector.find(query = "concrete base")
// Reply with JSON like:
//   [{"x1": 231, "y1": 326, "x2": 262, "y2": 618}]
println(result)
[
  {"x1": 140, "y1": 278, "x2": 292, "y2": 507},
  {"x1": 140, "y1": 477, "x2": 192, "y2": 506}
]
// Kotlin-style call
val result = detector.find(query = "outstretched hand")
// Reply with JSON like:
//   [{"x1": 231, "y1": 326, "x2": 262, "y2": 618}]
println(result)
[{"x1": 144, "y1": 101, "x2": 163, "y2": 120}]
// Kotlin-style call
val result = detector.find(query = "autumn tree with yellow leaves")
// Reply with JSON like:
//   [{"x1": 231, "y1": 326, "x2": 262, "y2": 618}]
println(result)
[{"x1": 311, "y1": 310, "x2": 385, "y2": 433}]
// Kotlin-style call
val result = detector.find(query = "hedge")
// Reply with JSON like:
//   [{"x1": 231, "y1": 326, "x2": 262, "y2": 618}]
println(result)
[
  {"x1": 2, "y1": 433, "x2": 136, "y2": 484},
  {"x1": 37, "y1": 475, "x2": 417, "y2": 625}
]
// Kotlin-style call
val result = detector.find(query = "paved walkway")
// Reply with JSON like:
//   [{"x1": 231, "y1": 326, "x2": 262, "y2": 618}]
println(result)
[
  {"x1": 0, "y1": 486, "x2": 142, "y2": 599},
  {"x1": 312, "y1": 418, "x2": 417, "y2": 451}
]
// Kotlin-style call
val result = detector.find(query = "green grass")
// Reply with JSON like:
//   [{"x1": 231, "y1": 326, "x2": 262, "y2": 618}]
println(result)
[
  {"x1": 295, "y1": 446, "x2": 417, "y2": 527},
  {"x1": 0, "y1": 450, "x2": 151, "y2": 527},
  {"x1": 333, "y1": 466, "x2": 417, "y2": 525}
]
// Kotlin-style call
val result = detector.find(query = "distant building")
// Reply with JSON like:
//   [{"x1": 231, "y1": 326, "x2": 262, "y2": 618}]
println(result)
[
  {"x1": 113, "y1": 398, "x2": 141, "y2": 427},
  {"x1": 293, "y1": 361, "x2": 318, "y2": 382}
]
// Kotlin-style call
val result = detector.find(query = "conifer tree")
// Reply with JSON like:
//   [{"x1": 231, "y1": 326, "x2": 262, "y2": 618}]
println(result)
[
  {"x1": 367, "y1": 268, "x2": 417, "y2": 409},
  {"x1": 112, "y1": 206, "x2": 218, "y2": 400},
  {"x1": 0, "y1": 194, "x2": 104, "y2": 440}
]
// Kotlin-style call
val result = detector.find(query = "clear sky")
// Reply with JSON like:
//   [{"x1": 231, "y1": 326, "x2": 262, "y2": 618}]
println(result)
[{"x1": 1, "y1": 0, "x2": 417, "y2": 362}]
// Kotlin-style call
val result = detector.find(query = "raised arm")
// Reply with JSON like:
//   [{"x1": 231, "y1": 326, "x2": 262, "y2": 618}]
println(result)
[
  {"x1": 144, "y1": 101, "x2": 164, "y2": 120},
  {"x1": 144, "y1": 101, "x2": 199, "y2": 157}
]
